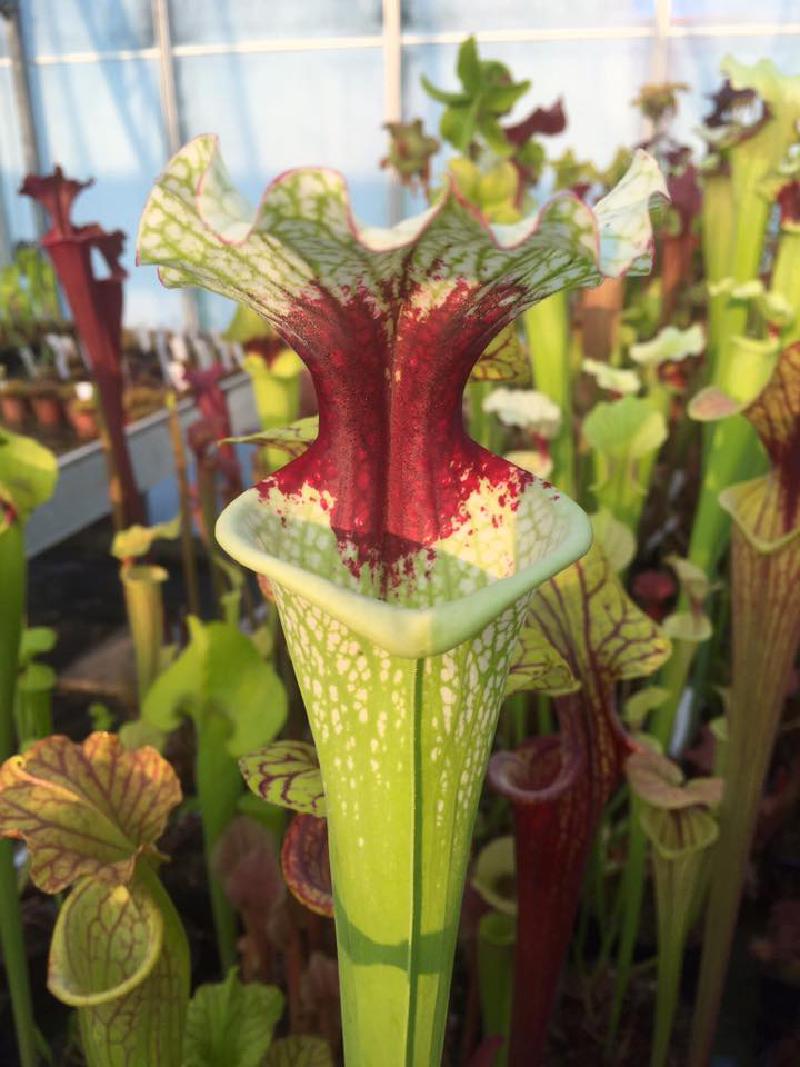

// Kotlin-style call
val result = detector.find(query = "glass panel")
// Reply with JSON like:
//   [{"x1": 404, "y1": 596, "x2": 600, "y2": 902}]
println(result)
[
  {"x1": 29, "y1": 57, "x2": 181, "y2": 326},
  {"x1": 0, "y1": 67, "x2": 35, "y2": 244},
  {"x1": 22, "y1": 0, "x2": 154, "y2": 57},
  {"x1": 176, "y1": 47, "x2": 389, "y2": 329},
  {"x1": 672, "y1": 0, "x2": 798, "y2": 23},
  {"x1": 403, "y1": 0, "x2": 655, "y2": 32},
  {"x1": 402, "y1": 36, "x2": 653, "y2": 215},
  {"x1": 170, "y1": 0, "x2": 381, "y2": 46}
]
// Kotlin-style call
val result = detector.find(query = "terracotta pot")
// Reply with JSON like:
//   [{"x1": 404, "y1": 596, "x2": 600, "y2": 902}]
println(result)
[
  {"x1": 67, "y1": 402, "x2": 99, "y2": 441},
  {"x1": 0, "y1": 391, "x2": 30, "y2": 429},
  {"x1": 30, "y1": 391, "x2": 64, "y2": 430}
]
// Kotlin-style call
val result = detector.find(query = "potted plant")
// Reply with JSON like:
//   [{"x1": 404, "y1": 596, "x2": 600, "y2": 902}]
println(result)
[
  {"x1": 66, "y1": 380, "x2": 100, "y2": 441},
  {"x1": 124, "y1": 383, "x2": 166, "y2": 422},
  {"x1": 27, "y1": 377, "x2": 65, "y2": 431},
  {"x1": 0, "y1": 376, "x2": 30, "y2": 429}
]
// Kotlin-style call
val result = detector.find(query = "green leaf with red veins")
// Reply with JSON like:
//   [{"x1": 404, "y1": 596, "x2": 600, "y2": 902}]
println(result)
[
  {"x1": 718, "y1": 342, "x2": 800, "y2": 551},
  {"x1": 49, "y1": 868, "x2": 188, "y2": 1067},
  {"x1": 240, "y1": 740, "x2": 326, "y2": 817},
  {"x1": 504, "y1": 623, "x2": 578, "y2": 697},
  {"x1": 281, "y1": 814, "x2": 333, "y2": 918},
  {"x1": 265, "y1": 1036, "x2": 334, "y2": 1067},
  {"x1": 138, "y1": 137, "x2": 664, "y2": 1067},
  {"x1": 183, "y1": 968, "x2": 284, "y2": 1067},
  {"x1": 49, "y1": 877, "x2": 162, "y2": 1008},
  {"x1": 526, "y1": 540, "x2": 672, "y2": 704},
  {"x1": 471, "y1": 323, "x2": 529, "y2": 383},
  {"x1": 0, "y1": 733, "x2": 181, "y2": 893}
]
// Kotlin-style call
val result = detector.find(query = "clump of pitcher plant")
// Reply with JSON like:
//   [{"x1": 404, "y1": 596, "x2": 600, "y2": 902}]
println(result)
[
  {"x1": 20, "y1": 167, "x2": 142, "y2": 527},
  {"x1": 137, "y1": 127, "x2": 664, "y2": 1063},
  {"x1": 0, "y1": 733, "x2": 190, "y2": 1066},
  {"x1": 690, "y1": 343, "x2": 800, "y2": 1062},
  {"x1": 489, "y1": 541, "x2": 671, "y2": 1064},
  {"x1": 0, "y1": 427, "x2": 58, "y2": 1067},
  {"x1": 627, "y1": 748, "x2": 722, "y2": 1067},
  {"x1": 689, "y1": 58, "x2": 800, "y2": 578}
]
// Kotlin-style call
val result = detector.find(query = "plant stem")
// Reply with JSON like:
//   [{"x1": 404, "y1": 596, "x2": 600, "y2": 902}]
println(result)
[
  {"x1": 403, "y1": 659, "x2": 424, "y2": 1067},
  {"x1": 607, "y1": 803, "x2": 648, "y2": 1050},
  {"x1": 95, "y1": 404, "x2": 126, "y2": 533},
  {"x1": 15, "y1": 675, "x2": 53, "y2": 748},
  {"x1": 468, "y1": 380, "x2": 494, "y2": 451},
  {"x1": 0, "y1": 522, "x2": 38, "y2": 1067},
  {"x1": 686, "y1": 413, "x2": 766, "y2": 579},
  {"x1": 195, "y1": 709, "x2": 240, "y2": 971},
  {"x1": 0, "y1": 844, "x2": 38, "y2": 1067},
  {"x1": 651, "y1": 898, "x2": 685, "y2": 1067},
  {"x1": 651, "y1": 639, "x2": 695, "y2": 752},
  {"x1": 523, "y1": 293, "x2": 574, "y2": 496},
  {"x1": 197, "y1": 462, "x2": 226, "y2": 613},
  {"x1": 505, "y1": 693, "x2": 528, "y2": 749},
  {"x1": 700, "y1": 172, "x2": 734, "y2": 378},
  {"x1": 166, "y1": 393, "x2": 201, "y2": 617},
  {"x1": 771, "y1": 228, "x2": 800, "y2": 345},
  {"x1": 536, "y1": 695, "x2": 554, "y2": 736},
  {"x1": 477, "y1": 911, "x2": 515, "y2": 1067},
  {"x1": 649, "y1": 829, "x2": 715, "y2": 1067}
]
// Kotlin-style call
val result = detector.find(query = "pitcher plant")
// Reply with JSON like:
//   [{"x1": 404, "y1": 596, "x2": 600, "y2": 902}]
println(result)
[{"x1": 137, "y1": 134, "x2": 664, "y2": 1064}]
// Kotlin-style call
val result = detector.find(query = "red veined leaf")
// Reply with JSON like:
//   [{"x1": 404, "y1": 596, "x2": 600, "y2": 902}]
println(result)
[
  {"x1": 471, "y1": 324, "x2": 530, "y2": 383},
  {"x1": 281, "y1": 815, "x2": 333, "y2": 918},
  {"x1": 0, "y1": 733, "x2": 181, "y2": 893},
  {"x1": 240, "y1": 740, "x2": 326, "y2": 817}
]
